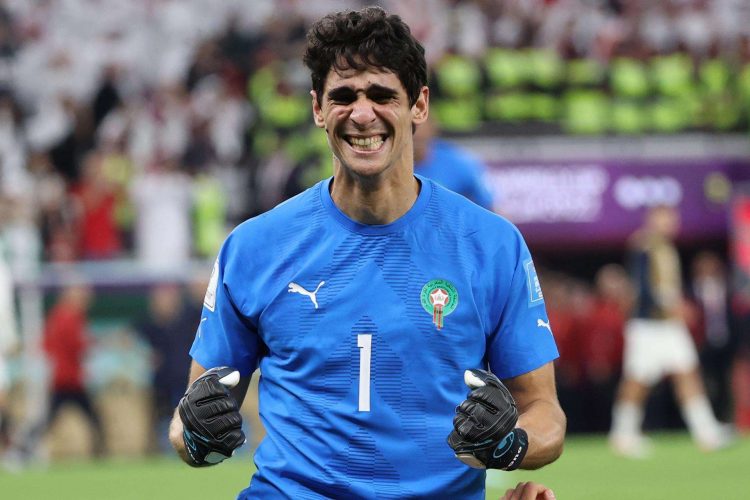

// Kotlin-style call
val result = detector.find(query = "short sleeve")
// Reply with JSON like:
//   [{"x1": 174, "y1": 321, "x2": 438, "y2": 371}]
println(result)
[
  {"x1": 486, "y1": 233, "x2": 559, "y2": 379},
  {"x1": 189, "y1": 237, "x2": 261, "y2": 376}
]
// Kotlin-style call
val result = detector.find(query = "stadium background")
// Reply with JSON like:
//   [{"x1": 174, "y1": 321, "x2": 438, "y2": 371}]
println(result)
[{"x1": 1, "y1": 0, "x2": 750, "y2": 498}]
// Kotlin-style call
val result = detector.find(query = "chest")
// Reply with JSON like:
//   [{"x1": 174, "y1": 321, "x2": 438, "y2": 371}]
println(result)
[{"x1": 254, "y1": 234, "x2": 488, "y2": 370}]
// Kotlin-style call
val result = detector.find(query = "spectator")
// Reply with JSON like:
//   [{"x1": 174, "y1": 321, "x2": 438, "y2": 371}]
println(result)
[
  {"x1": 733, "y1": 294, "x2": 750, "y2": 432},
  {"x1": 0, "y1": 238, "x2": 18, "y2": 450},
  {"x1": 580, "y1": 264, "x2": 629, "y2": 433},
  {"x1": 689, "y1": 251, "x2": 735, "y2": 422},
  {"x1": 91, "y1": 65, "x2": 122, "y2": 129},
  {"x1": 133, "y1": 284, "x2": 196, "y2": 454},
  {"x1": 25, "y1": 151, "x2": 77, "y2": 262},
  {"x1": 33, "y1": 283, "x2": 106, "y2": 459},
  {"x1": 69, "y1": 150, "x2": 123, "y2": 259},
  {"x1": 129, "y1": 157, "x2": 193, "y2": 270},
  {"x1": 0, "y1": 91, "x2": 29, "y2": 202},
  {"x1": 543, "y1": 272, "x2": 586, "y2": 433}
]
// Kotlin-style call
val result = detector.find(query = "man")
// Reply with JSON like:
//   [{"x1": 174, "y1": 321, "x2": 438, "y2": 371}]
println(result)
[
  {"x1": 33, "y1": 283, "x2": 106, "y2": 458},
  {"x1": 133, "y1": 284, "x2": 196, "y2": 454},
  {"x1": 413, "y1": 116, "x2": 495, "y2": 210},
  {"x1": 169, "y1": 7, "x2": 565, "y2": 498},
  {"x1": 609, "y1": 206, "x2": 733, "y2": 457}
]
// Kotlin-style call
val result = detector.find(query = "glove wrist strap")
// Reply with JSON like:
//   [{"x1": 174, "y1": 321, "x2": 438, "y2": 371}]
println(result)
[
  {"x1": 182, "y1": 428, "x2": 216, "y2": 468},
  {"x1": 488, "y1": 428, "x2": 528, "y2": 471}
]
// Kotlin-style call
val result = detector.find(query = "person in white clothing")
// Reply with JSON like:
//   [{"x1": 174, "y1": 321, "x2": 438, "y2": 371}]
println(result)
[
  {"x1": 609, "y1": 206, "x2": 734, "y2": 457},
  {"x1": 0, "y1": 246, "x2": 19, "y2": 450},
  {"x1": 130, "y1": 159, "x2": 193, "y2": 270}
]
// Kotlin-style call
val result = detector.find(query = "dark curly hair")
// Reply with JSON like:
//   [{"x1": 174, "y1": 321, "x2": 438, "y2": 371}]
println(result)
[{"x1": 303, "y1": 6, "x2": 427, "y2": 107}]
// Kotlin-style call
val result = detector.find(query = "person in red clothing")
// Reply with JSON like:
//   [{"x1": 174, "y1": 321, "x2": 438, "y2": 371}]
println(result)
[
  {"x1": 579, "y1": 264, "x2": 630, "y2": 432},
  {"x1": 70, "y1": 151, "x2": 123, "y2": 259},
  {"x1": 40, "y1": 283, "x2": 106, "y2": 457},
  {"x1": 543, "y1": 272, "x2": 586, "y2": 433}
]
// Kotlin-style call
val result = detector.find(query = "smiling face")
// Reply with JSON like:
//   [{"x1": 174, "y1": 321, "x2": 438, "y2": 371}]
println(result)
[{"x1": 311, "y1": 64, "x2": 428, "y2": 180}]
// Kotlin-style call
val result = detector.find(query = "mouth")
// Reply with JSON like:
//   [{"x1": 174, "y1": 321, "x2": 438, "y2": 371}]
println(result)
[{"x1": 344, "y1": 134, "x2": 388, "y2": 152}]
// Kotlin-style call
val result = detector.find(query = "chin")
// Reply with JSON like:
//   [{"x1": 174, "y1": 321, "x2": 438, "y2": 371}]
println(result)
[
  {"x1": 348, "y1": 165, "x2": 390, "y2": 180},
  {"x1": 335, "y1": 156, "x2": 387, "y2": 178}
]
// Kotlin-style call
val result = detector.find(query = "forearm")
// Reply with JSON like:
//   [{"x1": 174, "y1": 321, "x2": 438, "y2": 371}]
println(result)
[
  {"x1": 170, "y1": 361, "x2": 206, "y2": 465},
  {"x1": 516, "y1": 398, "x2": 566, "y2": 469},
  {"x1": 503, "y1": 362, "x2": 566, "y2": 470}
]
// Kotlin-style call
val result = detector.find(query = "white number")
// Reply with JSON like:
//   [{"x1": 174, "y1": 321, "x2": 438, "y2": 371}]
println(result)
[{"x1": 357, "y1": 334, "x2": 372, "y2": 412}]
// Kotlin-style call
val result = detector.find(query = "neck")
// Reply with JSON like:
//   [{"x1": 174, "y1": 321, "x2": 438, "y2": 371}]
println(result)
[{"x1": 330, "y1": 167, "x2": 420, "y2": 225}]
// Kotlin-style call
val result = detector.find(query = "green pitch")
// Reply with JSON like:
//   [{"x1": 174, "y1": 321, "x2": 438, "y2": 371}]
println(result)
[
  {"x1": 492, "y1": 432, "x2": 750, "y2": 499},
  {"x1": 2, "y1": 433, "x2": 748, "y2": 499}
]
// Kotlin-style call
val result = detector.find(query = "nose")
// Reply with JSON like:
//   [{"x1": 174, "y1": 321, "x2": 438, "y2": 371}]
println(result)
[{"x1": 349, "y1": 96, "x2": 376, "y2": 127}]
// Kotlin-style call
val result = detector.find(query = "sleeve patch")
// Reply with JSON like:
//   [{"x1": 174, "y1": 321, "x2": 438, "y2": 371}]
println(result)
[
  {"x1": 204, "y1": 259, "x2": 219, "y2": 312},
  {"x1": 524, "y1": 259, "x2": 544, "y2": 306}
]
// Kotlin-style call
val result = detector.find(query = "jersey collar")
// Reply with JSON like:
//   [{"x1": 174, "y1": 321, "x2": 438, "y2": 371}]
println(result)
[{"x1": 320, "y1": 174, "x2": 432, "y2": 235}]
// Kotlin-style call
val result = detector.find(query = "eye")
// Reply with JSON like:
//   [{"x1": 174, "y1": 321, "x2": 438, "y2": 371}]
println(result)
[
  {"x1": 368, "y1": 91, "x2": 396, "y2": 104},
  {"x1": 331, "y1": 96, "x2": 354, "y2": 105},
  {"x1": 327, "y1": 89, "x2": 356, "y2": 105}
]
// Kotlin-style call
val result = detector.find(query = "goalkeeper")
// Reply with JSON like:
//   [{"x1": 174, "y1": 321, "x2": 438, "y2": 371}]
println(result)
[{"x1": 169, "y1": 6, "x2": 565, "y2": 498}]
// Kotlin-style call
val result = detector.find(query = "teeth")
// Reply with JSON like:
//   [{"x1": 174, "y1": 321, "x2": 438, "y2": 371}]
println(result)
[{"x1": 349, "y1": 136, "x2": 384, "y2": 150}]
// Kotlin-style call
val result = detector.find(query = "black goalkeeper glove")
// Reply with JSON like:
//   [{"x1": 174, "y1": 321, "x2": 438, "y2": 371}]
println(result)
[
  {"x1": 178, "y1": 366, "x2": 246, "y2": 467},
  {"x1": 447, "y1": 369, "x2": 528, "y2": 471}
]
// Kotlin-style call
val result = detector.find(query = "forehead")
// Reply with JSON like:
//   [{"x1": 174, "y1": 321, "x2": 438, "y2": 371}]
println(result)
[{"x1": 323, "y1": 64, "x2": 406, "y2": 94}]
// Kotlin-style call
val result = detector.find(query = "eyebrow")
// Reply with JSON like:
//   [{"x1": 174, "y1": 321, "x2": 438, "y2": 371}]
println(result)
[{"x1": 326, "y1": 84, "x2": 399, "y2": 101}]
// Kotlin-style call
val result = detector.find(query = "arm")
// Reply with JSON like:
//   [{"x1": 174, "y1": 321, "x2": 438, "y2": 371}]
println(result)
[
  {"x1": 504, "y1": 362, "x2": 566, "y2": 469},
  {"x1": 169, "y1": 359, "x2": 251, "y2": 466}
]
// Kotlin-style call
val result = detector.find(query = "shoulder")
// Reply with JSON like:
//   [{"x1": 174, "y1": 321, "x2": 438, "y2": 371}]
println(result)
[
  {"x1": 228, "y1": 182, "x2": 323, "y2": 248},
  {"x1": 214, "y1": 185, "x2": 325, "y2": 301}
]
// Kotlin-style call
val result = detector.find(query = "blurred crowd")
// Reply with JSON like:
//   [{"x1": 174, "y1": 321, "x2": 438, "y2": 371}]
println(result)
[
  {"x1": 0, "y1": 0, "x2": 749, "y2": 462},
  {"x1": 543, "y1": 251, "x2": 749, "y2": 436},
  {"x1": 414, "y1": 0, "x2": 750, "y2": 133},
  {"x1": 2, "y1": 0, "x2": 750, "y2": 268},
  {"x1": 0, "y1": 0, "x2": 259, "y2": 269}
]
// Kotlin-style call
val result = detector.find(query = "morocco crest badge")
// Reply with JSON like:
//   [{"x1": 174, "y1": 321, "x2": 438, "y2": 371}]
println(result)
[{"x1": 420, "y1": 279, "x2": 458, "y2": 330}]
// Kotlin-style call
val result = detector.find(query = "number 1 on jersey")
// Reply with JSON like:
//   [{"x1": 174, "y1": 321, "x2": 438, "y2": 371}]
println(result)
[{"x1": 357, "y1": 334, "x2": 372, "y2": 412}]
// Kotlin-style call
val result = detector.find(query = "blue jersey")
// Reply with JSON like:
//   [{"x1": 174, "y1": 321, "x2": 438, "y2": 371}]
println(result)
[
  {"x1": 191, "y1": 176, "x2": 558, "y2": 499},
  {"x1": 415, "y1": 139, "x2": 495, "y2": 210}
]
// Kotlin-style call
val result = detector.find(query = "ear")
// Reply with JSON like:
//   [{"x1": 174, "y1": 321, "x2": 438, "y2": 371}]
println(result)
[
  {"x1": 311, "y1": 90, "x2": 325, "y2": 128},
  {"x1": 411, "y1": 86, "x2": 430, "y2": 126}
]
